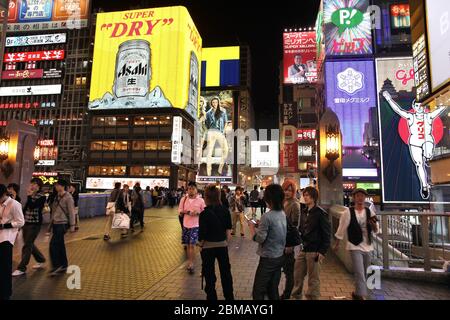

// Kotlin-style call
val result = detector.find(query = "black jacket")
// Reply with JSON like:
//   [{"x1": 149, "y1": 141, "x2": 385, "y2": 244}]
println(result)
[
  {"x1": 199, "y1": 205, "x2": 232, "y2": 243},
  {"x1": 298, "y1": 206, "x2": 331, "y2": 255}
]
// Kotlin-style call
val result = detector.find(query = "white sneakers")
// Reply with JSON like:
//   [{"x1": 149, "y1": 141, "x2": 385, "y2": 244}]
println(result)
[
  {"x1": 12, "y1": 270, "x2": 25, "y2": 276},
  {"x1": 32, "y1": 263, "x2": 45, "y2": 270}
]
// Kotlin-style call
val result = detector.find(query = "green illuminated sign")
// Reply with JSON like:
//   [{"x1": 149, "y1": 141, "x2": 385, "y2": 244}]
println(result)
[
  {"x1": 331, "y1": 8, "x2": 364, "y2": 34},
  {"x1": 356, "y1": 183, "x2": 380, "y2": 190}
]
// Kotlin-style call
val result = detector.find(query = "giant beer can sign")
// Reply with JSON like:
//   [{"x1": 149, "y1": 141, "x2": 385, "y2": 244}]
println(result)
[
  {"x1": 88, "y1": 7, "x2": 202, "y2": 111},
  {"x1": 114, "y1": 40, "x2": 151, "y2": 98}
]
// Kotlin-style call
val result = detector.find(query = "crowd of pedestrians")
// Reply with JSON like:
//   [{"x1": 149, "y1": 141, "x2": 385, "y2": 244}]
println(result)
[{"x1": 1, "y1": 177, "x2": 379, "y2": 301}]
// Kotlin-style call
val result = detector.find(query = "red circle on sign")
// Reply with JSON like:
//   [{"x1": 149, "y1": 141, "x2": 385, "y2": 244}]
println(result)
[{"x1": 397, "y1": 109, "x2": 444, "y2": 144}]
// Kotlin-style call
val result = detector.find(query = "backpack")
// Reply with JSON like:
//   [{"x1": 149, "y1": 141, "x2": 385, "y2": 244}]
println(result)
[{"x1": 285, "y1": 216, "x2": 302, "y2": 247}]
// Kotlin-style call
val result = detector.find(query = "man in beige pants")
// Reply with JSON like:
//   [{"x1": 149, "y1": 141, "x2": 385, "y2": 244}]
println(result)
[
  {"x1": 292, "y1": 187, "x2": 331, "y2": 300},
  {"x1": 229, "y1": 186, "x2": 245, "y2": 237}
]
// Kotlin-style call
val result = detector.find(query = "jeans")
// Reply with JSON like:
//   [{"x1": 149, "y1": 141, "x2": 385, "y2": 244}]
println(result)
[
  {"x1": 49, "y1": 224, "x2": 68, "y2": 270},
  {"x1": 281, "y1": 252, "x2": 295, "y2": 299},
  {"x1": 201, "y1": 247, "x2": 234, "y2": 300},
  {"x1": 292, "y1": 251, "x2": 321, "y2": 300},
  {"x1": 0, "y1": 241, "x2": 13, "y2": 300},
  {"x1": 17, "y1": 224, "x2": 46, "y2": 272},
  {"x1": 350, "y1": 250, "x2": 372, "y2": 297},
  {"x1": 252, "y1": 255, "x2": 285, "y2": 300}
]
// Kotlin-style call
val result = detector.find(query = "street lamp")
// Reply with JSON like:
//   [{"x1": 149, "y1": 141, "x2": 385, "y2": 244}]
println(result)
[
  {"x1": 0, "y1": 134, "x2": 9, "y2": 161},
  {"x1": 323, "y1": 124, "x2": 340, "y2": 182}
]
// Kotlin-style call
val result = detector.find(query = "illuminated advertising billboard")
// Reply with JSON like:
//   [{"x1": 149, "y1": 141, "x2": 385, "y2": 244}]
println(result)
[
  {"x1": 201, "y1": 46, "x2": 240, "y2": 88},
  {"x1": 196, "y1": 90, "x2": 234, "y2": 184},
  {"x1": 376, "y1": 57, "x2": 449, "y2": 203},
  {"x1": 2, "y1": 68, "x2": 62, "y2": 80},
  {"x1": 280, "y1": 103, "x2": 298, "y2": 173},
  {"x1": 426, "y1": 0, "x2": 450, "y2": 92},
  {"x1": 5, "y1": 0, "x2": 90, "y2": 32},
  {"x1": 390, "y1": 4, "x2": 410, "y2": 29},
  {"x1": 4, "y1": 49, "x2": 64, "y2": 62},
  {"x1": 324, "y1": 0, "x2": 373, "y2": 56},
  {"x1": 283, "y1": 31, "x2": 317, "y2": 84},
  {"x1": 325, "y1": 60, "x2": 378, "y2": 178},
  {"x1": 88, "y1": 7, "x2": 202, "y2": 120}
]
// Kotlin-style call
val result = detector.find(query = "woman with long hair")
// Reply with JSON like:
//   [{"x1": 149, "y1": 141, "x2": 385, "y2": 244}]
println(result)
[{"x1": 198, "y1": 185, "x2": 234, "y2": 300}]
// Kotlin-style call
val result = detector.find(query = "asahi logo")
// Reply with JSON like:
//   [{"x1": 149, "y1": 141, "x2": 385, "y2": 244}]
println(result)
[{"x1": 117, "y1": 62, "x2": 148, "y2": 78}]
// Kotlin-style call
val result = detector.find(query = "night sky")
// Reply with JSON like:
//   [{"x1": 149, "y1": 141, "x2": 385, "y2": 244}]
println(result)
[{"x1": 93, "y1": 0, "x2": 321, "y2": 129}]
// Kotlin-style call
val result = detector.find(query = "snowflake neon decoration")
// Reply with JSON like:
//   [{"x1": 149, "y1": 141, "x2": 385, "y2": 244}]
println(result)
[{"x1": 336, "y1": 67, "x2": 364, "y2": 95}]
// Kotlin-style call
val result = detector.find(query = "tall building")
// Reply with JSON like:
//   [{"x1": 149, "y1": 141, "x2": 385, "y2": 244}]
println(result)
[{"x1": 0, "y1": 0, "x2": 93, "y2": 188}]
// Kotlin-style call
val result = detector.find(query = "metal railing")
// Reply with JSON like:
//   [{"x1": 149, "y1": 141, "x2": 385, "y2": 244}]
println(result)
[{"x1": 374, "y1": 211, "x2": 450, "y2": 272}]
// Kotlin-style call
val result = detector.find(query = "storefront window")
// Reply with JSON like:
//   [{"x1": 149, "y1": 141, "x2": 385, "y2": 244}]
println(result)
[
  {"x1": 130, "y1": 166, "x2": 162, "y2": 176},
  {"x1": 92, "y1": 116, "x2": 129, "y2": 127},
  {"x1": 157, "y1": 166, "x2": 170, "y2": 177},
  {"x1": 143, "y1": 166, "x2": 157, "y2": 176},
  {"x1": 159, "y1": 141, "x2": 172, "y2": 151},
  {"x1": 159, "y1": 116, "x2": 171, "y2": 125},
  {"x1": 146, "y1": 141, "x2": 158, "y2": 150},
  {"x1": 88, "y1": 166, "x2": 126, "y2": 176},
  {"x1": 132, "y1": 141, "x2": 145, "y2": 150},
  {"x1": 90, "y1": 141, "x2": 103, "y2": 151},
  {"x1": 134, "y1": 116, "x2": 159, "y2": 126}
]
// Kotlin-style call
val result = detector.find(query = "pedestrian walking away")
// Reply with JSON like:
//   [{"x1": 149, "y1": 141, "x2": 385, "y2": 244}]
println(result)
[
  {"x1": 229, "y1": 186, "x2": 246, "y2": 237},
  {"x1": 198, "y1": 185, "x2": 234, "y2": 300}
]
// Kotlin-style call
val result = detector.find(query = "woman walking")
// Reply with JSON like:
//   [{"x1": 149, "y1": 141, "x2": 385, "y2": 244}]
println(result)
[
  {"x1": 104, "y1": 182, "x2": 121, "y2": 241},
  {"x1": 198, "y1": 185, "x2": 234, "y2": 300}
]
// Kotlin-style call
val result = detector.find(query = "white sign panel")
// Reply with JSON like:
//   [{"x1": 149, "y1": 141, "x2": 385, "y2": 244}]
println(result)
[
  {"x1": 343, "y1": 168, "x2": 378, "y2": 177},
  {"x1": 86, "y1": 177, "x2": 169, "y2": 190},
  {"x1": 6, "y1": 33, "x2": 67, "y2": 47},
  {"x1": 36, "y1": 160, "x2": 55, "y2": 166},
  {"x1": 251, "y1": 141, "x2": 279, "y2": 168},
  {"x1": 171, "y1": 116, "x2": 182, "y2": 164},
  {"x1": 0, "y1": 85, "x2": 62, "y2": 96}
]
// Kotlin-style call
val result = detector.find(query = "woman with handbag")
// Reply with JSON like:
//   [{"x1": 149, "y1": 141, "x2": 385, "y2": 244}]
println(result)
[
  {"x1": 334, "y1": 188, "x2": 379, "y2": 300},
  {"x1": 103, "y1": 182, "x2": 121, "y2": 241},
  {"x1": 198, "y1": 185, "x2": 234, "y2": 300}
]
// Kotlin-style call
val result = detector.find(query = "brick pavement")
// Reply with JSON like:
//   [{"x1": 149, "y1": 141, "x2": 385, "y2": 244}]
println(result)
[{"x1": 10, "y1": 207, "x2": 450, "y2": 300}]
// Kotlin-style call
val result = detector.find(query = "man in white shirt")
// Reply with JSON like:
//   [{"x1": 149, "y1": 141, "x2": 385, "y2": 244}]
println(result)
[
  {"x1": 334, "y1": 188, "x2": 379, "y2": 300},
  {"x1": 0, "y1": 184, "x2": 25, "y2": 300}
]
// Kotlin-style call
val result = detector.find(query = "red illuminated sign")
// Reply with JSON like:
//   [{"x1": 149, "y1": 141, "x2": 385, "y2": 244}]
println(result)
[
  {"x1": 0, "y1": 102, "x2": 40, "y2": 109},
  {"x1": 4, "y1": 50, "x2": 65, "y2": 63},
  {"x1": 298, "y1": 129, "x2": 317, "y2": 140},
  {"x1": 0, "y1": 119, "x2": 37, "y2": 126},
  {"x1": 33, "y1": 172, "x2": 58, "y2": 177},
  {"x1": 2, "y1": 69, "x2": 44, "y2": 80}
]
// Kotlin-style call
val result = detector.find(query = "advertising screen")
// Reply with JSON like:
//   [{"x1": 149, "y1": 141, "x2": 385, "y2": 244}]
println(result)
[
  {"x1": 323, "y1": 0, "x2": 373, "y2": 56},
  {"x1": 251, "y1": 141, "x2": 279, "y2": 168},
  {"x1": 325, "y1": 59, "x2": 377, "y2": 177},
  {"x1": 283, "y1": 31, "x2": 317, "y2": 84},
  {"x1": 88, "y1": 7, "x2": 202, "y2": 121},
  {"x1": 426, "y1": 0, "x2": 450, "y2": 92},
  {"x1": 201, "y1": 46, "x2": 240, "y2": 88},
  {"x1": 86, "y1": 177, "x2": 169, "y2": 190},
  {"x1": 376, "y1": 57, "x2": 448, "y2": 203},
  {"x1": 5, "y1": 0, "x2": 90, "y2": 32},
  {"x1": 196, "y1": 90, "x2": 234, "y2": 184},
  {"x1": 390, "y1": 4, "x2": 410, "y2": 29}
]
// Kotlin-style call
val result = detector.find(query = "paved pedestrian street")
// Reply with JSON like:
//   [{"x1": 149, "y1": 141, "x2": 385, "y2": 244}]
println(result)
[{"x1": 11, "y1": 208, "x2": 450, "y2": 300}]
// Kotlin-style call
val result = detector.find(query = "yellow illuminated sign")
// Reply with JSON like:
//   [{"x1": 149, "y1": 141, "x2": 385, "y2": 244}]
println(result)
[
  {"x1": 201, "y1": 46, "x2": 240, "y2": 87},
  {"x1": 89, "y1": 6, "x2": 202, "y2": 118}
]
